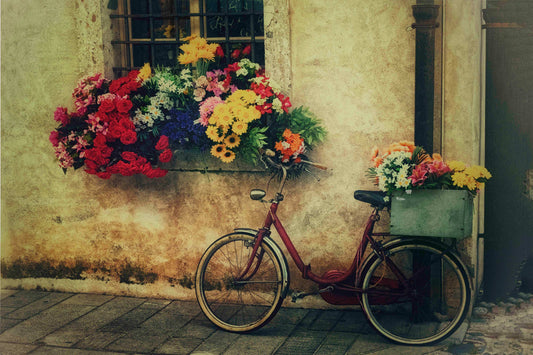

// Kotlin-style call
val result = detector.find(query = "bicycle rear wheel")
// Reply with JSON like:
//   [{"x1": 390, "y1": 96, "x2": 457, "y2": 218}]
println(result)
[
  {"x1": 195, "y1": 233, "x2": 286, "y2": 332},
  {"x1": 359, "y1": 240, "x2": 471, "y2": 345}
]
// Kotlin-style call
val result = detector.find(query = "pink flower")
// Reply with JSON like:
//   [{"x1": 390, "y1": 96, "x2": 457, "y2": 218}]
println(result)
[
  {"x1": 409, "y1": 164, "x2": 429, "y2": 186},
  {"x1": 49, "y1": 131, "x2": 60, "y2": 146},
  {"x1": 428, "y1": 160, "x2": 451, "y2": 177},
  {"x1": 54, "y1": 107, "x2": 70, "y2": 126},
  {"x1": 199, "y1": 96, "x2": 224, "y2": 126}
]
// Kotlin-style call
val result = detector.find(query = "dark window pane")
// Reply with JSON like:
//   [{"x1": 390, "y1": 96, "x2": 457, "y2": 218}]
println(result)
[
  {"x1": 154, "y1": 17, "x2": 175, "y2": 38},
  {"x1": 177, "y1": 0, "x2": 190, "y2": 13},
  {"x1": 206, "y1": 0, "x2": 225, "y2": 12},
  {"x1": 154, "y1": 45, "x2": 178, "y2": 67},
  {"x1": 178, "y1": 17, "x2": 192, "y2": 38},
  {"x1": 133, "y1": 44, "x2": 151, "y2": 67},
  {"x1": 228, "y1": 15, "x2": 250, "y2": 37},
  {"x1": 228, "y1": 0, "x2": 248, "y2": 13},
  {"x1": 131, "y1": 19, "x2": 151, "y2": 38},
  {"x1": 254, "y1": 15, "x2": 263, "y2": 37},
  {"x1": 206, "y1": 15, "x2": 226, "y2": 37},
  {"x1": 131, "y1": 0, "x2": 149, "y2": 14}
]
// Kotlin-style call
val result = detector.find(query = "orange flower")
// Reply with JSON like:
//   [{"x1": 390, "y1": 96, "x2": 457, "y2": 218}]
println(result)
[{"x1": 432, "y1": 153, "x2": 443, "y2": 161}]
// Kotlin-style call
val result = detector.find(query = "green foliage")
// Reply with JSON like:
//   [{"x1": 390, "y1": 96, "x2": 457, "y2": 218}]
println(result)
[
  {"x1": 239, "y1": 126, "x2": 268, "y2": 164},
  {"x1": 277, "y1": 106, "x2": 327, "y2": 149}
]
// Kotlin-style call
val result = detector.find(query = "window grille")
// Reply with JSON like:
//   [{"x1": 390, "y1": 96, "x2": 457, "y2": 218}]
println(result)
[{"x1": 110, "y1": 0, "x2": 265, "y2": 77}]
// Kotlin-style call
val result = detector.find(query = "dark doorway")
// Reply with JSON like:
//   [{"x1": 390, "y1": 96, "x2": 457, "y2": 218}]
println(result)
[{"x1": 483, "y1": 0, "x2": 533, "y2": 301}]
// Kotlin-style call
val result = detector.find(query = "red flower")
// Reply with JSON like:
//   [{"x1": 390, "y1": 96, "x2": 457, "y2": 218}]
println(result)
[
  {"x1": 158, "y1": 149, "x2": 173, "y2": 163},
  {"x1": 121, "y1": 151, "x2": 138, "y2": 162},
  {"x1": 93, "y1": 133, "x2": 107, "y2": 147},
  {"x1": 145, "y1": 167, "x2": 168, "y2": 178},
  {"x1": 242, "y1": 45, "x2": 251, "y2": 56},
  {"x1": 278, "y1": 94, "x2": 292, "y2": 113},
  {"x1": 231, "y1": 49, "x2": 241, "y2": 59},
  {"x1": 215, "y1": 45, "x2": 224, "y2": 57},
  {"x1": 120, "y1": 130, "x2": 137, "y2": 145},
  {"x1": 127, "y1": 70, "x2": 140, "y2": 80},
  {"x1": 252, "y1": 82, "x2": 273, "y2": 98},
  {"x1": 115, "y1": 98, "x2": 133, "y2": 113},
  {"x1": 107, "y1": 124, "x2": 124, "y2": 141},
  {"x1": 54, "y1": 107, "x2": 70, "y2": 126},
  {"x1": 256, "y1": 103, "x2": 273, "y2": 114},
  {"x1": 49, "y1": 131, "x2": 60, "y2": 146},
  {"x1": 224, "y1": 62, "x2": 240, "y2": 74},
  {"x1": 96, "y1": 171, "x2": 112, "y2": 179},
  {"x1": 99, "y1": 99, "x2": 115, "y2": 113},
  {"x1": 155, "y1": 135, "x2": 169, "y2": 151},
  {"x1": 119, "y1": 118, "x2": 135, "y2": 131}
]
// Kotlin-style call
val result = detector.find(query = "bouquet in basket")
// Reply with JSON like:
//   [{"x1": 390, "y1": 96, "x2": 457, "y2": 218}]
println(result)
[{"x1": 367, "y1": 141, "x2": 492, "y2": 196}]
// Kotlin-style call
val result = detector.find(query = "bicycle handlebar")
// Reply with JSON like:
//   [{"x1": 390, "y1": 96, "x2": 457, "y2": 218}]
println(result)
[{"x1": 262, "y1": 149, "x2": 328, "y2": 171}]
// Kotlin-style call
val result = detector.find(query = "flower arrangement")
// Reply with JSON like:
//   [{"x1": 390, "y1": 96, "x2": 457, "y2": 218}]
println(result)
[
  {"x1": 368, "y1": 141, "x2": 492, "y2": 196},
  {"x1": 50, "y1": 37, "x2": 327, "y2": 179}
]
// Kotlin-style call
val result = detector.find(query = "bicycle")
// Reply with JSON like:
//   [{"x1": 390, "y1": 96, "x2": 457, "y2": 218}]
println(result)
[{"x1": 195, "y1": 153, "x2": 472, "y2": 345}]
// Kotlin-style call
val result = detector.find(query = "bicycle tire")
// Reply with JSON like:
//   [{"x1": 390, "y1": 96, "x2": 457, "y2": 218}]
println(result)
[
  {"x1": 195, "y1": 233, "x2": 286, "y2": 332},
  {"x1": 359, "y1": 240, "x2": 471, "y2": 345}
]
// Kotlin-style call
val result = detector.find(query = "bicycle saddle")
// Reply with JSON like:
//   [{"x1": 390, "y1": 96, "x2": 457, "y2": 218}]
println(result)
[{"x1": 354, "y1": 190, "x2": 389, "y2": 209}]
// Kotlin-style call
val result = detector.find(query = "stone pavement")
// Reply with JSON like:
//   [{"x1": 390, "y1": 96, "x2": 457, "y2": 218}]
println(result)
[
  {"x1": 3, "y1": 289, "x2": 531, "y2": 355},
  {"x1": 0, "y1": 289, "x2": 458, "y2": 355}
]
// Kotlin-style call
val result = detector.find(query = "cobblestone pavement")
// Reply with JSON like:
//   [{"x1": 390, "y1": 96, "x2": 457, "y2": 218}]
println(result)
[
  {"x1": 445, "y1": 293, "x2": 533, "y2": 355},
  {"x1": 1, "y1": 288, "x2": 531, "y2": 355}
]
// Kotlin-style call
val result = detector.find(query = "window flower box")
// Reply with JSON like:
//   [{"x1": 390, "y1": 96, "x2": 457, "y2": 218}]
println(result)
[{"x1": 390, "y1": 190, "x2": 474, "y2": 239}]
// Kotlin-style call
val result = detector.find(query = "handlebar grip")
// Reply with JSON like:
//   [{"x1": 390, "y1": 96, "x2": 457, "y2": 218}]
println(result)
[{"x1": 300, "y1": 160, "x2": 328, "y2": 170}]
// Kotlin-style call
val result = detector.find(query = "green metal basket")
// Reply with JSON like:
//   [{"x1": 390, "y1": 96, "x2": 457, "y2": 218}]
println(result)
[{"x1": 390, "y1": 190, "x2": 474, "y2": 239}]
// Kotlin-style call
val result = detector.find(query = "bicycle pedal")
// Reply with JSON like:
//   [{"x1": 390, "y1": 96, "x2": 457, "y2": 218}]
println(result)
[{"x1": 291, "y1": 286, "x2": 334, "y2": 302}]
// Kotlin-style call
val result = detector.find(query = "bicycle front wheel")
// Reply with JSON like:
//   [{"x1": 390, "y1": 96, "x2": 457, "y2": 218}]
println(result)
[
  {"x1": 359, "y1": 241, "x2": 471, "y2": 345},
  {"x1": 195, "y1": 233, "x2": 286, "y2": 332}
]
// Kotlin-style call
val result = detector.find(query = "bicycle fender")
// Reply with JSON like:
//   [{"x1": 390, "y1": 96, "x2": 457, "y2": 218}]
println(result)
[
  {"x1": 357, "y1": 237, "x2": 473, "y2": 291},
  {"x1": 233, "y1": 228, "x2": 291, "y2": 299},
  {"x1": 382, "y1": 237, "x2": 473, "y2": 281}
]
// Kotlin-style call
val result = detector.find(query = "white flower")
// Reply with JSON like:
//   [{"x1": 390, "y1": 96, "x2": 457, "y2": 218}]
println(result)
[
  {"x1": 272, "y1": 98, "x2": 282, "y2": 112},
  {"x1": 236, "y1": 68, "x2": 248, "y2": 77}
]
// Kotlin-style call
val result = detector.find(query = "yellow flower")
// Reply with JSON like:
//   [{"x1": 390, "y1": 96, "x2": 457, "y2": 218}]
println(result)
[
  {"x1": 182, "y1": 34, "x2": 198, "y2": 42},
  {"x1": 206, "y1": 125, "x2": 224, "y2": 142},
  {"x1": 210, "y1": 144, "x2": 226, "y2": 158},
  {"x1": 451, "y1": 172, "x2": 468, "y2": 188},
  {"x1": 231, "y1": 120, "x2": 248, "y2": 135},
  {"x1": 137, "y1": 63, "x2": 152, "y2": 81},
  {"x1": 220, "y1": 149, "x2": 236, "y2": 163},
  {"x1": 452, "y1": 172, "x2": 477, "y2": 191},
  {"x1": 448, "y1": 160, "x2": 466, "y2": 172},
  {"x1": 178, "y1": 52, "x2": 196, "y2": 65},
  {"x1": 224, "y1": 133, "x2": 241, "y2": 148},
  {"x1": 465, "y1": 165, "x2": 492, "y2": 179}
]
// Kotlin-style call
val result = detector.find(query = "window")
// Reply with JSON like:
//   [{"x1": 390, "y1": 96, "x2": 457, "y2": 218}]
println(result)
[{"x1": 110, "y1": 0, "x2": 265, "y2": 77}]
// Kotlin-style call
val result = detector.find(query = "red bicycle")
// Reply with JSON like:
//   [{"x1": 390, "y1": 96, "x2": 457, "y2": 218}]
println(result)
[{"x1": 195, "y1": 155, "x2": 472, "y2": 345}]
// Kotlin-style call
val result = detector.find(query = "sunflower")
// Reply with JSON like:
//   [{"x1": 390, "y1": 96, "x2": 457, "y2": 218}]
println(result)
[
  {"x1": 220, "y1": 149, "x2": 236, "y2": 163},
  {"x1": 206, "y1": 125, "x2": 224, "y2": 142},
  {"x1": 224, "y1": 133, "x2": 241, "y2": 148},
  {"x1": 210, "y1": 144, "x2": 226, "y2": 158}
]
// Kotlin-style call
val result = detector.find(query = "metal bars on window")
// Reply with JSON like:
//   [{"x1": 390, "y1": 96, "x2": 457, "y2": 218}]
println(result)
[{"x1": 110, "y1": 0, "x2": 264, "y2": 77}]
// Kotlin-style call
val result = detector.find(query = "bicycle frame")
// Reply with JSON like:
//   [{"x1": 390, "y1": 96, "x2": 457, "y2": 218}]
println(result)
[{"x1": 236, "y1": 166, "x2": 409, "y2": 305}]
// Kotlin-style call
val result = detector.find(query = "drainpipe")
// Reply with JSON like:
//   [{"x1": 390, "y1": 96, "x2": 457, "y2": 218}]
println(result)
[{"x1": 412, "y1": 2, "x2": 441, "y2": 153}]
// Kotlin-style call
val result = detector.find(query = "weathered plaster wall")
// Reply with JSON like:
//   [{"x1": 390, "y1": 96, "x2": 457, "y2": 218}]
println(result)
[{"x1": 2, "y1": 0, "x2": 479, "y2": 301}]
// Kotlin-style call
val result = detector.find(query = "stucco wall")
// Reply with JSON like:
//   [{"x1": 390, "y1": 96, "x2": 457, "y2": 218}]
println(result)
[{"x1": 1, "y1": 0, "x2": 480, "y2": 301}]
